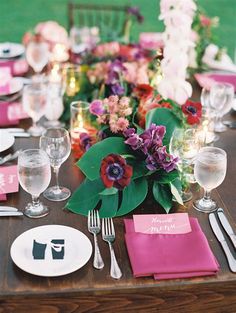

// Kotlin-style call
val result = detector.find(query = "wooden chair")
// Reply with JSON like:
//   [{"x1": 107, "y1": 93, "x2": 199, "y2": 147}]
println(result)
[{"x1": 68, "y1": 2, "x2": 130, "y2": 41}]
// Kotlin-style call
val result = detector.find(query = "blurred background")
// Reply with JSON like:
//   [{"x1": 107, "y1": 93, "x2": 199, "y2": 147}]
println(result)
[{"x1": 0, "y1": 0, "x2": 235, "y2": 58}]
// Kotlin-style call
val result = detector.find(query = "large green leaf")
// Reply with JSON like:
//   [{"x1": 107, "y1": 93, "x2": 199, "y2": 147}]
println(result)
[
  {"x1": 99, "y1": 193, "x2": 119, "y2": 217},
  {"x1": 154, "y1": 169, "x2": 179, "y2": 184},
  {"x1": 78, "y1": 137, "x2": 131, "y2": 180},
  {"x1": 65, "y1": 178, "x2": 104, "y2": 216},
  {"x1": 116, "y1": 177, "x2": 148, "y2": 216},
  {"x1": 152, "y1": 181, "x2": 173, "y2": 213},
  {"x1": 170, "y1": 177, "x2": 184, "y2": 206},
  {"x1": 146, "y1": 108, "x2": 181, "y2": 145}
]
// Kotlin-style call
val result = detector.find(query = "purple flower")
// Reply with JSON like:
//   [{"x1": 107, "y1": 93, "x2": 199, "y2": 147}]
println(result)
[
  {"x1": 111, "y1": 83, "x2": 125, "y2": 96},
  {"x1": 123, "y1": 128, "x2": 136, "y2": 137},
  {"x1": 80, "y1": 133, "x2": 92, "y2": 151},
  {"x1": 127, "y1": 6, "x2": 144, "y2": 23},
  {"x1": 110, "y1": 59, "x2": 127, "y2": 73},
  {"x1": 90, "y1": 100, "x2": 105, "y2": 116},
  {"x1": 146, "y1": 146, "x2": 178, "y2": 172},
  {"x1": 140, "y1": 124, "x2": 166, "y2": 154}
]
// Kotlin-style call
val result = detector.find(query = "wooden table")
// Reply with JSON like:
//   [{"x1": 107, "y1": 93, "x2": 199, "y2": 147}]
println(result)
[{"x1": 0, "y1": 114, "x2": 236, "y2": 313}]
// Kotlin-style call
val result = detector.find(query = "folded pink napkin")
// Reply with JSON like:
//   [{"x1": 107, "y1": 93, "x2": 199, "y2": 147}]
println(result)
[
  {"x1": 0, "y1": 58, "x2": 29, "y2": 76},
  {"x1": 0, "y1": 102, "x2": 19, "y2": 126},
  {"x1": 0, "y1": 194, "x2": 7, "y2": 201},
  {"x1": 124, "y1": 217, "x2": 219, "y2": 280},
  {"x1": 195, "y1": 73, "x2": 236, "y2": 91}
]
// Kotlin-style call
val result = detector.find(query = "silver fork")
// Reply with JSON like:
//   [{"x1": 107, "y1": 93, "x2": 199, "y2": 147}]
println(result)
[
  {"x1": 88, "y1": 210, "x2": 104, "y2": 269},
  {"x1": 0, "y1": 150, "x2": 22, "y2": 165},
  {"x1": 102, "y1": 218, "x2": 122, "y2": 279}
]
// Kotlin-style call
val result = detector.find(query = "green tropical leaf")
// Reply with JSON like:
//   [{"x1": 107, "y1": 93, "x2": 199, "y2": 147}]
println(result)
[
  {"x1": 65, "y1": 178, "x2": 104, "y2": 216},
  {"x1": 99, "y1": 193, "x2": 119, "y2": 217},
  {"x1": 78, "y1": 137, "x2": 131, "y2": 180},
  {"x1": 146, "y1": 108, "x2": 182, "y2": 145},
  {"x1": 99, "y1": 187, "x2": 118, "y2": 196},
  {"x1": 170, "y1": 182, "x2": 183, "y2": 206},
  {"x1": 152, "y1": 181, "x2": 173, "y2": 213},
  {"x1": 155, "y1": 169, "x2": 179, "y2": 184},
  {"x1": 116, "y1": 177, "x2": 148, "y2": 216}
]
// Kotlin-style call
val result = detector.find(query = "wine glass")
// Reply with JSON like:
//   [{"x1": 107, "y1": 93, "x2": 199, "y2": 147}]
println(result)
[
  {"x1": 44, "y1": 83, "x2": 64, "y2": 128},
  {"x1": 18, "y1": 149, "x2": 51, "y2": 218},
  {"x1": 170, "y1": 128, "x2": 202, "y2": 202},
  {"x1": 210, "y1": 82, "x2": 234, "y2": 132},
  {"x1": 22, "y1": 83, "x2": 47, "y2": 136},
  {"x1": 194, "y1": 147, "x2": 227, "y2": 213},
  {"x1": 39, "y1": 128, "x2": 71, "y2": 201},
  {"x1": 26, "y1": 41, "x2": 49, "y2": 81}
]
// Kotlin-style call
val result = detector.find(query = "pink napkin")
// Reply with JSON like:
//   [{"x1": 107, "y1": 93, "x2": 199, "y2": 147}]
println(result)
[
  {"x1": 195, "y1": 73, "x2": 236, "y2": 91},
  {"x1": 0, "y1": 67, "x2": 12, "y2": 94},
  {"x1": 0, "y1": 194, "x2": 7, "y2": 201},
  {"x1": 139, "y1": 32, "x2": 164, "y2": 50},
  {"x1": 0, "y1": 58, "x2": 29, "y2": 76},
  {"x1": 124, "y1": 217, "x2": 219, "y2": 280},
  {"x1": 0, "y1": 102, "x2": 19, "y2": 126}
]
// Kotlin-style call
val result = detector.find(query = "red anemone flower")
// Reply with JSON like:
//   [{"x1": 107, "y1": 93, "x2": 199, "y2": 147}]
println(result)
[
  {"x1": 134, "y1": 84, "x2": 154, "y2": 100},
  {"x1": 182, "y1": 100, "x2": 202, "y2": 125},
  {"x1": 100, "y1": 154, "x2": 133, "y2": 189}
]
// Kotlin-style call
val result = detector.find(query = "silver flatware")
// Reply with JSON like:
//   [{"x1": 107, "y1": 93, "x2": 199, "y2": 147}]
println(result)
[
  {"x1": 0, "y1": 211, "x2": 23, "y2": 217},
  {"x1": 2, "y1": 128, "x2": 25, "y2": 133},
  {"x1": 209, "y1": 213, "x2": 236, "y2": 273},
  {"x1": 88, "y1": 210, "x2": 104, "y2": 269},
  {"x1": 102, "y1": 218, "x2": 122, "y2": 279},
  {"x1": 217, "y1": 208, "x2": 236, "y2": 250},
  {"x1": 0, "y1": 206, "x2": 18, "y2": 212},
  {"x1": 0, "y1": 150, "x2": 22, "y2": 165}
]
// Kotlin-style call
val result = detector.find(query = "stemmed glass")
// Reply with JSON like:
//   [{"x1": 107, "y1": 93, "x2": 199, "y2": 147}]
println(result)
[
  {"x1": 22, "y1": 83, "x2": 48, "y2": 136},
  {"x1": 44, "y1": 83, "x2": 64, "y2": 128},
  {"x1": 194, "y1": 147, "x2": 227, "y2": 213},
  {"x1": 39, "y1": 128, "x2": 71, "y2": 201},
  {"x1": 210, "y1": 82, "x2": 234, "y2": 132},
  {"x1": 170, "y1": 128, "x2": 202, "y2": 202},
  {"x1": 18, "y1": 149, "x2": 51, "y2": 218},
  {"x1": 26, "y1": 40, "x2": 49, "y2": 81}
]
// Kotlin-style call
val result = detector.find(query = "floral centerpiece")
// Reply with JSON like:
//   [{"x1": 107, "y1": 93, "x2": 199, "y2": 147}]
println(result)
[{"x1": 66, "y1": 90, "x2": 202, "y2": 217}]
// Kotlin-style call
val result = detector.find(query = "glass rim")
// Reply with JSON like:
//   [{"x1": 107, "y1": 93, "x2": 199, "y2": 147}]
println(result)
[
  {"x1": 41, "y1": 127, "x2": 69, "y2": 139},
  {"x1": 18, "y1": 149, "x2": 49, "y2": 164},
  {"x1": 70, "y1": 101, "x2": 90, "y2": 111}
]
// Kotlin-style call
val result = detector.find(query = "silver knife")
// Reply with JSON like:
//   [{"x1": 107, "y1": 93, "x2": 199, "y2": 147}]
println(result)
[
  {"x1": 217, "y1": 208, "x2": 236, "y2": 250},
  {"x1": 0, "y1": 211, "x2": 23, "y2": 216},
  {"x1": 209, "y1": 213, "x2": 236, "y2": 273},
  {"x1": 0, "y1": 206, "x2": 18, "y2": 212}
]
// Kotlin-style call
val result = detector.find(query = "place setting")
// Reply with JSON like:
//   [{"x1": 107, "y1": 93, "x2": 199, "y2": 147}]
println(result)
[{"x1": 1, "y1": 3, "x2": 236, "y2": 312}]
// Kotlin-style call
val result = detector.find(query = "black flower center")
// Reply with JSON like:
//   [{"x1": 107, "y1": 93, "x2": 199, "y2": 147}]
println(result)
[
  {"x1": 187, "y1": 105, "x2": 197, "y2": 115},
  {"x1": 107, "y1": 163, "x2": 124, "y2": 180}
]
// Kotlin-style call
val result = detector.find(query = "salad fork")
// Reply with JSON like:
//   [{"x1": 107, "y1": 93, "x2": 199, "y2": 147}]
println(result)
[
  {"x1": 88, "y1": 210, "x2": 104, "y2": 269},
  {"x1": 102, "y1": 218, "x2": 122, "y2": 279}
]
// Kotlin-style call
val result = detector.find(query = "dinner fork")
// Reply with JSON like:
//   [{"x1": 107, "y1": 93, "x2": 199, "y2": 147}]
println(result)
[
  {"x1": 102, "y1": 218, "x2": 122, "y2": 279},
  {"x1": 88, "y1": 210, "x2": 104, "y2": 269}
]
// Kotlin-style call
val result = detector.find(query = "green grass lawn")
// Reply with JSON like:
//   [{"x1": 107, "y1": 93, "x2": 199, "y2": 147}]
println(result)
[{"x1": 0, "y1": 0, "x2": 235, "y2": 59}]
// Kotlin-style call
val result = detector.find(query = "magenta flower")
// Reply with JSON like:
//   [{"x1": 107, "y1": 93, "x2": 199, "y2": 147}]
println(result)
[{"x1": 90, "y1": 100, "x2": 105, "y2": 116}]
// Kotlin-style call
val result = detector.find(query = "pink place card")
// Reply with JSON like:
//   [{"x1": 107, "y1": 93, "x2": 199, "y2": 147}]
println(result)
[
  {"x1": 133, "y1": 213, "x2": 192, "y2": 234},
  {"x1": 0, "y1": 165, "x2": 19, "y2": 194},
  {"x1": 0, "y1": 67, "x2": 12, "y2": 94},
  {"x1": 0, "y1": 102, "x2": 19, "y2": 126}
]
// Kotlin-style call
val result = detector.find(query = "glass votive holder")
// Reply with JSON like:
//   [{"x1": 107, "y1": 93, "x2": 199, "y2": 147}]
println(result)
[
  {"x1": 70, "y1": 101, "x2": 98, "y2": 158},
  {"x1": 198, "y1": 108, "x2": 216, "y2": 145},
  {"x1": 63, "y1": 65, "x2": 81, "y2": 97}
]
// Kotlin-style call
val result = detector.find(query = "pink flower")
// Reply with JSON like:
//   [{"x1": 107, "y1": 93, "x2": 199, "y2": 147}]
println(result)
[
  {"x1": 93, "y1": 42, "x2": 120, "y2": 57},
  {"x1": 35, "y1": 21, "x2": 69, "y2": 47},
  {"x1": 116, "y1": 117, "x2": 129, "y2": 132},
  {"x1": 199, "y1": 15, "x2": 212, "y2": 27},
  {"x1": 90, "y1": 100, "x2": 105, "y2": 116}
]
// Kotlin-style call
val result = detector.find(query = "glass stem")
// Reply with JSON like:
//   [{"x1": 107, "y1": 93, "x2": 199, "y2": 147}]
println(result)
[
  {"x1": 203, "y1": 189, "x2": 211, "y2": 202},
  {"x1": 32, "y1": 195, "x2": 40, "y2": 206},
  {"x1": 53, "y1": 166, "x2": 61, "y2": 192}
]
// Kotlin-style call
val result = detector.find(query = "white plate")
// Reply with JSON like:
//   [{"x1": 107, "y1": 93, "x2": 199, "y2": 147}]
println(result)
[
  {"x1": 0, "y1": 42, "x2": 25, "y2": 59},
  {"x1": 10, "y1": 225, "x2": 92, "y2": 277},
  {"x1": 0, "y1": 130, "x2": 15, "y2": 152},
  {"x1": 0, "y1": 77, "x2": 23, "y2": 96}
]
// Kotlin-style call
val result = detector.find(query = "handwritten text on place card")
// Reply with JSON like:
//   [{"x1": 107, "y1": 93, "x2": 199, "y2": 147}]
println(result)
[
  {"x1": 133, "y1": 213, "x2": 192, "y2": 234},
  {"x1": 0, "y1": 165, "x2": 19, "y2": 194}
]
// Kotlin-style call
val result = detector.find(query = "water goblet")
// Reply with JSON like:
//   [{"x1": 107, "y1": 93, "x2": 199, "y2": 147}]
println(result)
[
  {"x1": 26, "y1": 40, "x2": 49, "y2": 81},
  {"x1": 22, "y1": 83, "x2": 47, "y2": 136},
  {"x1": 18, "y1": 149, "x2": 51, "y2": 218},
  {"x1": 170, "y1": 128, "x2": 202, "y2": 202},
  {"x1": 40, "y1": 128, "x2": 71, "y2": 201},
  {"x1": 193, "y1": 147, "x2": 227, "y2": 213},
  {"x1": 210, "y1": 82, "x2": 234, "y2": 132}
]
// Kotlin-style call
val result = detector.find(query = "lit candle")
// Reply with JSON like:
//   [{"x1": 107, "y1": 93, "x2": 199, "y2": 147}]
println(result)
[
  {"x1": 49, "y1": 62, "x2": 62, "y2": 83},
  {"x1": 52, "y1": 43, "x2": 69, "y2": 62}
]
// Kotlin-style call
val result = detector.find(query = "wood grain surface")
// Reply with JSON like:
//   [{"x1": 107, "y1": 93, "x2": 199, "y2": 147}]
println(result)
[{"x1": 0, "y1": 112, "x2": 236, "y2": 313}]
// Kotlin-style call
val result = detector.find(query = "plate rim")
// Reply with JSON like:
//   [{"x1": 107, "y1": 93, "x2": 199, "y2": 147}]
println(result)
[
  {"x1": 0, "y1": 42, "x2": 25, "y2": 59},
  {"x1": 10, "y1": 224, "x2": 93, "y2": 277},
  {"x1": 0, "y1": 77, "x2": 23, "y2": 96},
  {"x1": 0, "y1": 130, "x2": 15, "y2": 152}
]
